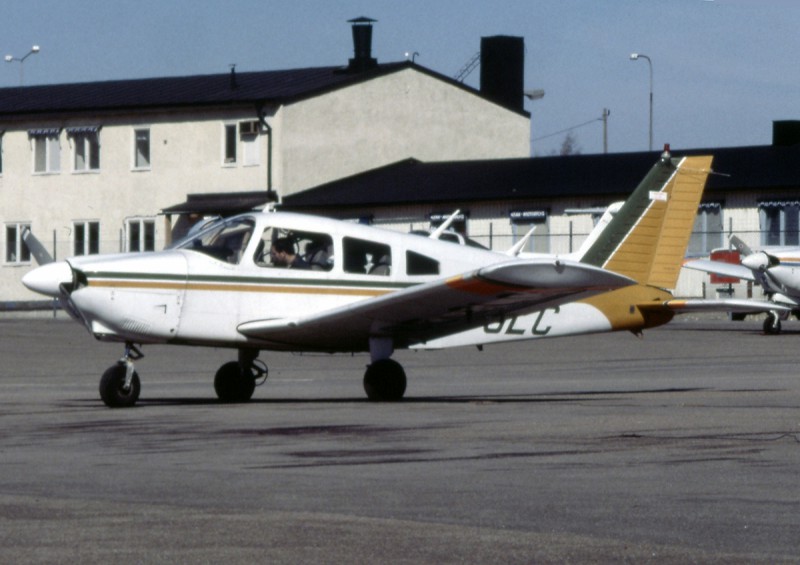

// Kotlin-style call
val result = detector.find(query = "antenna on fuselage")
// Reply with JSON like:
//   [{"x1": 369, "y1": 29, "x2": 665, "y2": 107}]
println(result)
[{"x1": 429, "y1": 209, "x2": 461, "y2": 240}]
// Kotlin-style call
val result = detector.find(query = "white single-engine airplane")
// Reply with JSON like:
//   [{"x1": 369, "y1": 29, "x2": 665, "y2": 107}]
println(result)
[
  {"x1": 21, "y1": 148, "x2": 776, "y2": 407},
  {"x1": 685, "y1": 235, "x2": 800, "y2": 333}
]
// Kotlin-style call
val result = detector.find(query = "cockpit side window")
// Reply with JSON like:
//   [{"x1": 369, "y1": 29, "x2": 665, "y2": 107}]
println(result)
[
  {"x1": 254, "y1": 227, "x2": 334, "y2": 271},
  {"x1": 343, "y1": 237, "x2": 391, "y2": 276},
  {"x1": 178, "y1": 217, "x2": 254, "y2": 264}
]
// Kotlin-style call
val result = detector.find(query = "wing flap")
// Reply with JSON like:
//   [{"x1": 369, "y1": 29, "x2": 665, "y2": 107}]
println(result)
[{"x1": 237, "y1": 259, "x2": 635, "y2": 350}]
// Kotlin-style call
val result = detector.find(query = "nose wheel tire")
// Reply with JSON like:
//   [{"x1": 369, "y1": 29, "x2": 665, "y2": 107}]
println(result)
[
  {"x1": 363, "y1": 359, "x2": 407, "y2": 401},
  {"x1": 214, "y1": 361, "x2": 257, "y2": 403},
  {"x1": 99, "y1": 364, "x2": 141, "y2": 408}
]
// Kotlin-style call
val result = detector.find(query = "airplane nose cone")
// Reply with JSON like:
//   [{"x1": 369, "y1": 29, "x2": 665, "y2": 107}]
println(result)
[
  {"x1": 741, "y1": 251, "x2": 774, "y2": 272},
  {"x1": 22, "y1": 261, "x2": 73, "y2": 297}
]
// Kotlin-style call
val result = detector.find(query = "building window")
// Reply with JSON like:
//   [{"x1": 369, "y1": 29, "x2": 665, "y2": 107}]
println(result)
[
  {"x1": 30, "y1": 129, "x2": 61, "y2": 173},
  {"x1": 73, "y1": 221, "x2": 100, "y2": 256},
  {"x1": 759, "y1": 201, "x2": 800, "y2": 246},
  {"x1": 134, "y1": 128, "x2": 150, "y2": 169},
  {"x1": 127, "y1": 218, "x2": 156, "y2": 252},
  {"x1": 689, "y1": 202, "x2": 724, "y2": 256},
  {"x1": 5, "y1": 223, "x2": 31, "y2": 263},
  {"x1": 69, "y1": 127, "x2": 100, "y2": 171},
  {"x1": 223, "y1": 124, "x2": 237, "y2": 164}
]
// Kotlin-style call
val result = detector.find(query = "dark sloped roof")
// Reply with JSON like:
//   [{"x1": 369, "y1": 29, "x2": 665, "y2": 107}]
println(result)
[
  {"x1": 161, "y1": 191, "x2": 270, "y2": 215},
  {"x1": 281, "y1": 144, "x2": 800, "y2": 209},
  {"x1": 0, "y1": 62, "x2": 412, "y2": 116}
]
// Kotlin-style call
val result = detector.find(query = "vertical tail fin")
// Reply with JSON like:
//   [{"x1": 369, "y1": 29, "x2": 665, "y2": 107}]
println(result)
[{"x1": 580, "y1": 148, "x2": 714, "y2": 289}]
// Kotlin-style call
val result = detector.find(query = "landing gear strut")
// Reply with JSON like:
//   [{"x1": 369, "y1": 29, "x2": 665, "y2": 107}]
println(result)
[
  {"x1": 214, "y1": 348, "x2": 267, "y2": 403},
  {"x1": 763, "y1": 311, "x2": 782, "y2": 335},
  {"x1": 99, "y1": 343, "x2": 142, "y2": 408}
]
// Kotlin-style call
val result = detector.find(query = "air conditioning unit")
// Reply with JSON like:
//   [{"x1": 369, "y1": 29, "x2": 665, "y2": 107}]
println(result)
[{"x1": 239, "y1": 121, "x2": 259, "y2": 135}]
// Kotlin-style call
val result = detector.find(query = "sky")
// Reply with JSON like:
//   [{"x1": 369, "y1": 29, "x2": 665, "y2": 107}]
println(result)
[{"x1": 1, "y1": 0, "x2": 798, "y2": 156}]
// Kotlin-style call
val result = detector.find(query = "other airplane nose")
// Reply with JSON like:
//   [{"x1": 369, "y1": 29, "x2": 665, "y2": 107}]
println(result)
[
  {"x1": 742, "y1": 251, "x2": 777, "y2": 272},
  {"x1": 22, "y1": 261, "x2": 73, "y2": 297}
]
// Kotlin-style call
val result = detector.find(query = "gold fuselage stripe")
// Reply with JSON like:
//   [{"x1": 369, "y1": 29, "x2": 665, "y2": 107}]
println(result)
[{"x1": 87, "y1": 279, "x2": 392, "y2": 297}]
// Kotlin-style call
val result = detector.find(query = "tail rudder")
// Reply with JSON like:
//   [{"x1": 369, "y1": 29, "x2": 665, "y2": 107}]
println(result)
[{"x1": 581, "y1": 148, "x2": 713, "y2": 289}]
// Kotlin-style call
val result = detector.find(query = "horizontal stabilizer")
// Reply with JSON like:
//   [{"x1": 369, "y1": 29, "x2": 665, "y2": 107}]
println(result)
[{"x1": 660, "y1": 298, "x2": 790, "y2": 314}]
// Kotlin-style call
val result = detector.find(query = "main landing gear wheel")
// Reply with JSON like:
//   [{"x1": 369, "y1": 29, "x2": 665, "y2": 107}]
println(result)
[
  {"x1": 363, "y1": 359, "x2": 407, "y2": 401},
  {"x1": 214, "y1": 362, "x2": 256, "y2": 403},
  {"x1": 763, "y1": 312, "x2": 782, "y2": 335},
  {"x1": 99, "y1": 364, "x2": 141, "y2": 408}
]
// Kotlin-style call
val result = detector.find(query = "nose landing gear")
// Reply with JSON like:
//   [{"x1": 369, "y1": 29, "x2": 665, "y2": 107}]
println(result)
[{"x1": 99, "y1": 343, "x2": 143, "y2": 408}]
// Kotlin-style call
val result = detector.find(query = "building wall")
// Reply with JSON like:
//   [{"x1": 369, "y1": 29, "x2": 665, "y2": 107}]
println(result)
[
  {"x1": 1, "y1": 69, "x2": 531, "y2": 302},
  {"x1": 1, "y1": 108, "x2": 269, "y2": 300},
  {"x1": 277, "y1": 68, "x2": 530, "y2": 195}
]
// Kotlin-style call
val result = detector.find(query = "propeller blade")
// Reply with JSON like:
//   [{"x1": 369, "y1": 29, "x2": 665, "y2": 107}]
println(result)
[
  {"x1": 21, "y1": 228, "x2": 54, "y2": 265},
  {"x1": 730, "y1": 235, "x2": 753, "y2": 257}
]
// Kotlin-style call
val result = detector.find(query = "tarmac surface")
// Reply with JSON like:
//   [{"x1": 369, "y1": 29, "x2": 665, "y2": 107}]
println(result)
[{"x1": 1, "y1": 315, "x2": 799, "y2": 563}]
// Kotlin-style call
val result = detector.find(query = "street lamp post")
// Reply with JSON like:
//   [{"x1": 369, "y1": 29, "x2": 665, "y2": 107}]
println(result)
[
  {"x1": 524, "y1": 89, "x2": 545, "y2": 154},
  {"x1": 629, "y1": 52, "x2": 653, "y2": 151},
  {"x1": 4, "y1": 45, "x2": 40, "y2": 86}
]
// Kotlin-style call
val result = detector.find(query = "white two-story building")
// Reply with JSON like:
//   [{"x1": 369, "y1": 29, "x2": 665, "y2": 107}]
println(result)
[{"x1": 1, "y1": 21, "x2": 530, "y2": 304}]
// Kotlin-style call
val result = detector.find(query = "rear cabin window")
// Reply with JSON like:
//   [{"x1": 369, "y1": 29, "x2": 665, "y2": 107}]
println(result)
[
  {"x1": 343, "y1": 237, "x2": 391, "y2": 276},
  {"x1": 406, "y1": 251, "x2": 439, "y2": 275}
]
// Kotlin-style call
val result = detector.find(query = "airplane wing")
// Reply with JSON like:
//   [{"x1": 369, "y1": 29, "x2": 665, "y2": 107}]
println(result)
[
  {"x1": 683, "y1": 258, "x2": 756, "y2": 282},
  {"x1": 237, "y1": 259, "x2": 635, "y2": 350}
]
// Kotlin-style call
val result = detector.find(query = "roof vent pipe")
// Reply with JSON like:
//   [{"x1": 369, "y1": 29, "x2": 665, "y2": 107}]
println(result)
[
  {"x1": 347, "y1": 16, "x2": 378, "y2": 72},
  {"x1": 773, "y1": 120, "x2": 800, "y2": 146}
]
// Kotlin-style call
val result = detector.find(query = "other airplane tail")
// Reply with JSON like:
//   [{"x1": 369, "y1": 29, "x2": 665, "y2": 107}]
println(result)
[{"x1": 579, "y1": 147, "x2": 714, "y2": 290}]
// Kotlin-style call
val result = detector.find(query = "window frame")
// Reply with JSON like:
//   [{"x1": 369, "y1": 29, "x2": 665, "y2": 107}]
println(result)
[
  {"x1": 69, "y1": 128, "x2": 101, "y2": 172},
  {"x1": 5, "y1": 223, "x2": 32, "y2": 264},
  {"x1": 73, "y1": 220, "x2": 100, "y2": 256},
  {"x1": 688, "y1": 202, "x2": 724, "y2": 256},
  {"x1": 759, "y1": 201, "x2": 800, "y2": 247},
  {"x1": 31, "y1": 130, "x2": 61, "y2": 174},
  {"x1": 126, "y1": 217, "x2": 157, "y2": 252},
  {"x1": 223, "y1": 123, "x2": 237, "y2": 165},
  {"x1": 133, "y1": 127, "x2": 151, "y2": 170}
]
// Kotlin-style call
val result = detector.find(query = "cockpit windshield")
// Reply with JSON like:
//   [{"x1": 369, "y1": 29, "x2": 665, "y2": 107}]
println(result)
[{"x1": 174, "y1": 217, "x2": 255, "y2": 264}]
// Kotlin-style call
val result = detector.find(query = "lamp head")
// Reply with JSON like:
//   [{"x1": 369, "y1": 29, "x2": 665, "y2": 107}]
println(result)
[
  {"x1": 31, "y1": 45, "x2": 40, "y2": 53},
  {"x1": 630, "y1": 53, "x2": 639, "y2": 60}
]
